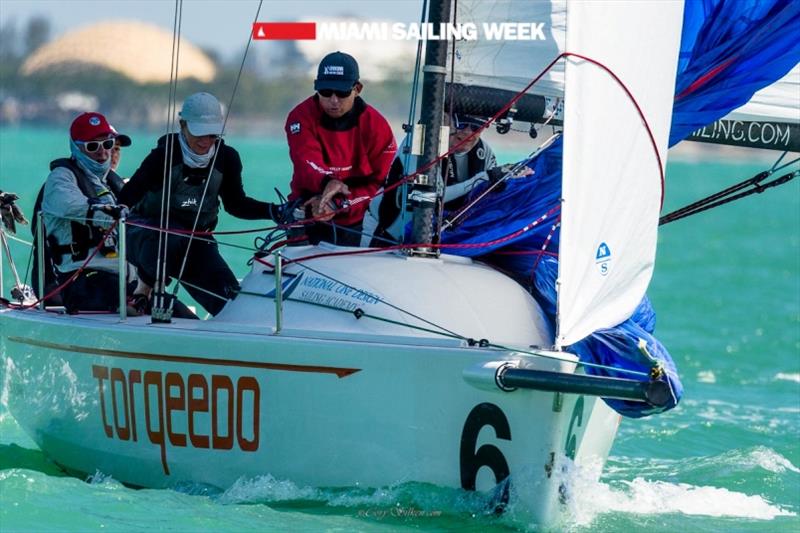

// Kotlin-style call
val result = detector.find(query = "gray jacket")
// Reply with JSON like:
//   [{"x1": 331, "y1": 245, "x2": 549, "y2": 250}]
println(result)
[{"x1": 41, "y1": 165, "x2": 119, "y2": 274}]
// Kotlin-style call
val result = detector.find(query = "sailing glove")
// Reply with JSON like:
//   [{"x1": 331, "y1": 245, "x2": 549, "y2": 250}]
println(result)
[
  {"x1": 267, "y1": 200, "x2": 303, "y2": 225},
  {"x1": 0, "y1": 191, "x2": 28, "y2": 234},
  {"x1": 92, "y1": 204, "x2": 129, "y2": 220},
  {"x1": 486, "y1": 166, "x2": 509, "y2": 192}
]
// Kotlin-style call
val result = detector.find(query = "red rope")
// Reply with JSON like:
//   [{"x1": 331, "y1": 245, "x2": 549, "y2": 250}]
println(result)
[
  {"x1": 271, "y1": 204, "x2": 562, "y2": 266},
  {"x1": 295, "y1": 50, "x2": 665, "y2": 224},
  {"x1": 561, "y1": 52, "x2": 666, "y2": 207},
  {"x1": 120, "y1": 52, "x2": 666, "y2": 245}
]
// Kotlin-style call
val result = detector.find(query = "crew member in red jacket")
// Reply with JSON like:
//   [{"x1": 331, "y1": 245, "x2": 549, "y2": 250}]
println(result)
[{"x1": 285, "y1": 51, "x2": 397, "y2": 246}]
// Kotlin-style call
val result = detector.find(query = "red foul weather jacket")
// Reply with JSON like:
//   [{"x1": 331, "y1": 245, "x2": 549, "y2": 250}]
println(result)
[{"x1": 285, "y1": 95, "x2": 397, "y2": 226}]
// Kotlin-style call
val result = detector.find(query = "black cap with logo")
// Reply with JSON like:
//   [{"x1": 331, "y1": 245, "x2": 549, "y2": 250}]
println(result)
[{"x1": 314, "y1": 51, "x2": 360, "y2": 92}]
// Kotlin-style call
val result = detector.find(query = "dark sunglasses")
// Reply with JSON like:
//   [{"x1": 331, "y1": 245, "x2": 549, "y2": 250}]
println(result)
[
  {"x1": 77, "y1": 138, "x2": 115, "y2": 153},
  {"x1": 318, "y1": 87, "x2": 354, "y2": 98},
  {"x1": 453, "y1": 121, "x2": 481, "y2": 132}
]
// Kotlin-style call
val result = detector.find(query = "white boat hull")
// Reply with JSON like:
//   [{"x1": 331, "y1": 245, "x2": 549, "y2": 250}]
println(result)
[{"x1": 1, "y1": 248, "x2": 620, "y2": 526}]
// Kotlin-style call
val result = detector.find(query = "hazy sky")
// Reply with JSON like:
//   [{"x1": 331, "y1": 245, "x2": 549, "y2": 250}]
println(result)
[{"x1": 1, "y1": 0, "x2": 424, "y2": 58}]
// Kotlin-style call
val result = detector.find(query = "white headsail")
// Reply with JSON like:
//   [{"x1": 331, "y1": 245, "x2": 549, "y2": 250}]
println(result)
[{"x1": 556, "y1": 1, "x2": 684, "y2": 347}]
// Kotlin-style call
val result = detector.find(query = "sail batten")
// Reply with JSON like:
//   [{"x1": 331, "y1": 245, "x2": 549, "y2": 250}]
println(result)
[{"x1": 556, "y1": 1, "x2": 684, "y2": 348}]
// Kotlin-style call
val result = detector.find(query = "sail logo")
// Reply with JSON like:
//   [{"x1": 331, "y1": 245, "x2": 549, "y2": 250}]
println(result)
[
  {"x1": 595, "y1": 242, "x2": 611, "y2": 276},
  {"x1": 253, "y1": 22, "x2": 547, "y2": 41}
]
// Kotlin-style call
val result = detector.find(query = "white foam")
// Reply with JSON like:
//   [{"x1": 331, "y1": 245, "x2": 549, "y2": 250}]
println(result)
[
  {"x1": 696, "y1": 370, "x2": 716, "y2": 383},
  {"x1": 219, "y1": 474, "x2": 321, "y2": 504},
  {"x1": 774, "y1": 372, "x2": 800, "y2": 383},
  {"x1": 559, "y1": 457, "x2": 795, "y2": 527},
  {"x1": 745, "y1": 447, "x2": 800, "y2": 474},
  {"x1": 86, "y1": 470, "x2": 121, "y2": 486},
  {"x1": 1, "y1": 356, "x2": 14, "y2": 408}
]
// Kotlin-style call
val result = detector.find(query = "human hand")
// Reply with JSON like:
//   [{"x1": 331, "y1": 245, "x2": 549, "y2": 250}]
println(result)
[
  {"x1": 320, "y1": 179, "x2": 350, "y2": 210},
  {"x1": 99, "y1": 204, "x2": 129, "y2": 220},
  {"x1": 267, "y1": 200, "x2": 303, "y2": 225},
  {"x1": 488, "y1": 164, "x2": 533, "y2": 184},
  {"x1": 303, "y1": 195, "x2": 336, "y2": 222}
]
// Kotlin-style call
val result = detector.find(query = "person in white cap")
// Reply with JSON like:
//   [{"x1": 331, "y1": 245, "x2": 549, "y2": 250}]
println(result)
[{"x1": 119, "y1": 92, "x2": 280, "y2": 317}]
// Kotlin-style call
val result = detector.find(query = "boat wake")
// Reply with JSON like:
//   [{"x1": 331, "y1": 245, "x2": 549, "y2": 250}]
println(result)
[{"x1": 561, "y1": 453, "x2": 796, "y2": 529}]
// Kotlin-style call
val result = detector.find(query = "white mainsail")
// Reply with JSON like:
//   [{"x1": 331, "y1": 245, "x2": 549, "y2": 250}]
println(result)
[
  {"x1": 452, "y1": 0, "x2": 566, "y2": 98},
  {"x1": 556, "y1": 1, "x2": 684, "y2": 347}
]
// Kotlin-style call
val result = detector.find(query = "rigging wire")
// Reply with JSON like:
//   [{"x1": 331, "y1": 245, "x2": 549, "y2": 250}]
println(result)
[
  {"x1": 236, "y1": 270, "x2": 652, "y2": 379},
  {"x1": 266, "y1": 256, "x2": 466, "y2": 339},
  {"x1": 660, "y1": 154, "x2": 799, "y2": 226},
  {"x1": 396, "y1": 0, "x2": 430, "y2": 242},
  {"x1": 154, "y1": 0, "x2": 184, "y2": 306},
  {"x1": 442, "y1": 131, "x2": 562, "y2": 231},
  {"x1": 165, "y1": 0, "x2": 264, "y2": 313}
]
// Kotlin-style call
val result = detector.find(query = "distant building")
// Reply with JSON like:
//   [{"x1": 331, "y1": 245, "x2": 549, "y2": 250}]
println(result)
[{"x1": 21, "y1": 20, "x2": 216, "y2": 84}]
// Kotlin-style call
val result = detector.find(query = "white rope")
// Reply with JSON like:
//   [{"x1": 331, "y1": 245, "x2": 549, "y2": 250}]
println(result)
[{"x1": 2, "y1": 232, "x2": 32, "y2": 247}]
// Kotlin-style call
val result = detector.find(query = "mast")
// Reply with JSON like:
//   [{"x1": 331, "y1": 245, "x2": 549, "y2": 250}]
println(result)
[{"x1": 409, "y1": 0, "x2": 452, "y2": 256}]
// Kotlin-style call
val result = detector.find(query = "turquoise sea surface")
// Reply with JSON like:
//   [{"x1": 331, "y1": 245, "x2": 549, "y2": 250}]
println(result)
[{"x1": 0, "y1": 126, "x2": 798, "y2": 532}]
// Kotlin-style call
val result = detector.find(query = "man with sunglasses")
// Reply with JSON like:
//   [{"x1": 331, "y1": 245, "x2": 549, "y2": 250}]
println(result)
[
  {"x1": 285, "y1": 51, "x2": 396, "y2": 246},
  {"x1": 35, "y1": 112, "x2": 131, "y2": 313},
  {"x1": 118, "y1": 92, "x2": 279, "y2": 317}
]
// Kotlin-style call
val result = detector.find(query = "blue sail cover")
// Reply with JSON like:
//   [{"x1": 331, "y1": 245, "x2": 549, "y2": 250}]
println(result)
[{"x1": 441, "y1": 0, "x2": 798, "y2": 417}]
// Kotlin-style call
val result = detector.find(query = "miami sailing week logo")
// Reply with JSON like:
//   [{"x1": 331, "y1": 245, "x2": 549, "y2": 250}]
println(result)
[{"x1": 252, "y1": 21, "x2": 548, "y2": 41}]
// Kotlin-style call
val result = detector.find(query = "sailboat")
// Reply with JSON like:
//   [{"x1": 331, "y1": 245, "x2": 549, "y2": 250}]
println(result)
[{"x1": 1, "y1": 0, "x2": 797, "y2": 527}]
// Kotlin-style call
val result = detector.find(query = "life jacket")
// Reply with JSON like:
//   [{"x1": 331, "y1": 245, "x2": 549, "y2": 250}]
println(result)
[
  {"x1": 372, "y1": 139, "x2": 491, "y2": 241},
  {"x1": 133, "y1": 162, "x2": 223, "y2": 231},
  {"x1": 31, "y1": 159, "x2": 124, "y2": 297},
  {"x1": 441, "y1": 138, "x2": 490, "y2": 210}
]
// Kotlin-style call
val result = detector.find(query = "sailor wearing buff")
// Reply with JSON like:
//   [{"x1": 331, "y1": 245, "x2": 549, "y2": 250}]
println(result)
[
  {"x1": 35, "y1": 112, "x2": 131, "y2": 313},
  {"x1": 119, "y1": 92, "x2": 281, "y2": 317},
  {"x1": 285, "y1": 51, "x2": 397, "y2": 246}
]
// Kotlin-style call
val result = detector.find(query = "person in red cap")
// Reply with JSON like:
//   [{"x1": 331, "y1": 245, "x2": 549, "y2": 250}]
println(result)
[
  {"x1": 32, "y1": 111, "x2": 132, "y2": 313},
  {"x1": 284, "y1": 51, "x2": 397, "y2": 246}
]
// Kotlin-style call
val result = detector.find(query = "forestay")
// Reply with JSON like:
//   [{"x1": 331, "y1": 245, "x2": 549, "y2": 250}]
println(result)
[{"x1": 556, "y1": 1, "x2": 684, "y2": 348}]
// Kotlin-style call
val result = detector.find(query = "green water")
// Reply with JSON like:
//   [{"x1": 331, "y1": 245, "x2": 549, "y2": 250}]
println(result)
[{"x1": 1, "y1": 126, "x2": 798, "y2": 531}]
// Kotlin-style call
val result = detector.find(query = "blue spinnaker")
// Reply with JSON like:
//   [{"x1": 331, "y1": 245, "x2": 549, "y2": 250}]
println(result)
[
  {"x1": 670, "y1": 0, "x2": 800, "y2": 145},
  {"x1": 440, "y1": 0, "x2": 798, "y2": 417}
]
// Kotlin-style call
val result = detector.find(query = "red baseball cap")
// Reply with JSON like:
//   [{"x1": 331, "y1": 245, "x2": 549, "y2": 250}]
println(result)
[{"x1": 70, "y1": 112, "x2": 117, "y2": 142}]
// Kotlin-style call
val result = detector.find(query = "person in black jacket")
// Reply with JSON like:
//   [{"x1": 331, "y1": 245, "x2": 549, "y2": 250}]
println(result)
[{"x1": 119, "y1": 92, "x2": 279, "y2": 317}]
